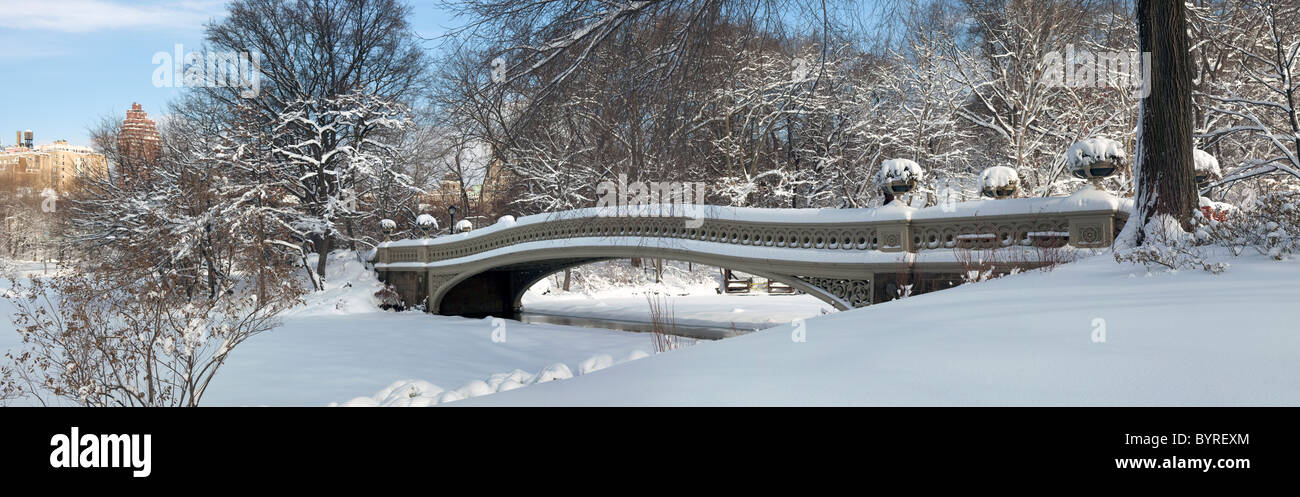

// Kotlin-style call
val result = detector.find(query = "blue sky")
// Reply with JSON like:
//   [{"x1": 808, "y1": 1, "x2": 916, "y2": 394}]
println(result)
[{"x1": 0, "y1": 0, "x2": 457, "y2": 147}]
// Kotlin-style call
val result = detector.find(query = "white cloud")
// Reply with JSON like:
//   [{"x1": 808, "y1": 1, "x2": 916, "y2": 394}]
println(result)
[{"x1": 0, "y1": 0, "x2": 226, "y2": 33}]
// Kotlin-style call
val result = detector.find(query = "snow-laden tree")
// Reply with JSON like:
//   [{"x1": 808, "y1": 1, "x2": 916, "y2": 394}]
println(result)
[
  {"x1": 861, "y1": 0, "x2": 977, "y2": 206},
  {"x1": 946, "y1": 0, "x2": 1135, "y2": 196},
  {"x1": 243, "y1": 93, "x2": 413, "y2": 284},
  {"x1": 510, "y1": 115, "x2": 602, "y2": 213},
  {"x1": 1196, "y1": 0, "x2": 1300, "y2": 191},
  {"x1": 200, "y1": 0, "x2": 430, "y2": 281},
  {"x1": 697, "y1": 41, "x2": 866, "y2": 208},
  {"x1": 4, "y1": 97, "x2": 308, "y2": 406}
]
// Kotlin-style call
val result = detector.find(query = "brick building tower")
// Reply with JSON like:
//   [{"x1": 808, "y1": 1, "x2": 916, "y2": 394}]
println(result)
[
  {"x1": 116, "y1": 103, "x2": 162, "y2": 186},
  {"x1": 118, "y1": 103, "x2": 162, "y2": 163}
]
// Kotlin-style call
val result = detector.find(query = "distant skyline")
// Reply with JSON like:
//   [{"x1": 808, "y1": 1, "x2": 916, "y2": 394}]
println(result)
[{"x1": 0, "y1": 0, "x2": 458, "y2": 147}]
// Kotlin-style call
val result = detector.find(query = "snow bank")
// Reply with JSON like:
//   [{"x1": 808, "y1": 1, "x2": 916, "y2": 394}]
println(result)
[
  {"x1": 578, "y1": 354, "x2": 615, "y2": 374},
  {"x1": 331, "y1": 351, "x2": 648, "y2": 407},
  {"x1": 465, "y1": 252, "x2": 1300, "y2": 406},
  {"x1": 287, "y1": 251, "x2": 387, "y2": 316},
  {"x1": 523, "y1": 292, "x2": 834, "y2": 331}
]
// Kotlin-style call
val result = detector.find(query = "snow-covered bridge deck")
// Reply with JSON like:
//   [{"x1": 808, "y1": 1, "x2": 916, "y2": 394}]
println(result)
[{"x1": 374, "y1": 188, "x2": 1131, "y2": 315}]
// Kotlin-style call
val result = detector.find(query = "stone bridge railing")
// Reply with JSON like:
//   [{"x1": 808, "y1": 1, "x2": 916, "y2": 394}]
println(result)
[{"x1": 377, "y1": 192, "x2": 1130, "y2": 266}]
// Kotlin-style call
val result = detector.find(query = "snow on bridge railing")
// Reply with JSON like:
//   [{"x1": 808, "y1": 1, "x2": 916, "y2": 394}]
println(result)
[{"x1": 376, "y1": 187, "x2": 1131, "y2": 266}]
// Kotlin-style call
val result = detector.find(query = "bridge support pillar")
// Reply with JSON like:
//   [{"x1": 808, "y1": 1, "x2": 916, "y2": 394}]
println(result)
[{"x1": 1069, "y1": 214, "x2": 1117, "y2": 248}]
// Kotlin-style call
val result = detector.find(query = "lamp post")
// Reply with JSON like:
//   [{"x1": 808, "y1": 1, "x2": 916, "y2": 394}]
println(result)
[{"x1": 447, "y1": 204, "x2": 458, "y2": 235}]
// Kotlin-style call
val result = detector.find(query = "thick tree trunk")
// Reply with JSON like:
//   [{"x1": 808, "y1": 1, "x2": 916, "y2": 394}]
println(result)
[
  {"x1": 314, "y1": 233, "x2": 330, "y2": 282},
  {"x1": 1133, "y1": 0, "x2": 1200, "y2": 245}
]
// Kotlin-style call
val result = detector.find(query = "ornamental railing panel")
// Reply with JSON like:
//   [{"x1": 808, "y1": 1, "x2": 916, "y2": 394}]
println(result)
[{"x1": 377, "y1": 206, "x2": 1127, "y2": 266}]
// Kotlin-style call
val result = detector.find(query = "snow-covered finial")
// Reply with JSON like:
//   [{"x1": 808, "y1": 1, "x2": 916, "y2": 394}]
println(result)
[
  {"x1": 454, "y1": 219, "x2": 473, "y2": 233},
  {"x1": 875, "y1": 158, "x2": 925, "y2": 195},
  {"x1": 380, "y1": 218, "x2": 397, "y2": 240},
  {"x1": 416, "y1": 214, "x2": 438, "y2": 237},
  {"x1": 1067, "y1": 137, "x2": 1125, "y2": 180},
  {"x1": 979, "y1": 166, "x2": 1019, "y2": 199}
]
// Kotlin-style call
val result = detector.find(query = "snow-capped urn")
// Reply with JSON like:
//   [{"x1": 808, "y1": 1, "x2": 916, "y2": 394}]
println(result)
[
  {"x1": 1193, "y1": 149, "x2": 1222, "y2": 186},
  {"x1": 454, "y1": 219, "x2": 473, "y2": 233},
  {"x1": 1066, "y1": 137, "x2": 1125, "y2": 180},
  {"x1": 979, "y1": 166, "x2": 1020, "y2": 199},
  {"x1": 416, "y1": 214, "x2": 439, "y2": 237},
  {"x1": 875, "y1": 158, "x2": 925, "y2": 195},
  {"x1": 496, "y1": 215, "x2": 516, "y2": 226},
  {"x1": 380, "y1": 218, "x2": 397, "y2": 240}
]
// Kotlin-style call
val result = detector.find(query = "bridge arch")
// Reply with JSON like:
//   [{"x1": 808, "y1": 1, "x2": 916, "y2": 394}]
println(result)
[{"x1": 422, "y1": 245, "x2": 866, "y2": 316}]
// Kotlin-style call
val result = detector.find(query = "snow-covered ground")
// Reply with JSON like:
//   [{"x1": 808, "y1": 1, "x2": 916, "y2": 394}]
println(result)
[
  {"x1": 521, "y1": 259, "x2": 835, "y2": 331},
  {"x1": 0, "y1": 254, "x2": 832, "y2": 406},
  {"x1": 0, "y1": 255, "x2": 656, "y2": 406},
  {"x1": 463, "y1": 252, "x2": 1300, "y2": 406},
  {"x1": 0, "y1": 260, "x2": 59, "y2": 279},
  {"x1": 523, "y1": 293, "x2": 833, "y2": 332},
  {"x1": 203, "y1": 312, "x2": 655, "y2": 406},
  {"x1": 8, "y1": 249, "x2": 1297, "y2": 407},
  {"x1": 199, "y1": 255, "x2": 666, "y2": 406}
]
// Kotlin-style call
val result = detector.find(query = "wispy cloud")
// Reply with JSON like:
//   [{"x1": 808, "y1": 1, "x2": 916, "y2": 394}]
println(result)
[{"x1": 0, "y1": 0, "x2": 226, "y2": 33}]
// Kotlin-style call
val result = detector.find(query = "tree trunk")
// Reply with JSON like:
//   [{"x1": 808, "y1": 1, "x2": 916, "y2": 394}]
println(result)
[
  {"x1": 1132, "y1": 0, "x2": 1199, "y2": 244},
  {"x1": 345, "y1": 218, "x2": 357, "y2": 251},
  {"x1": 314, "y1": 233, "x2": 330, "y2": 282},
  {"x1": 562, "y1": 269, "x2": 571, "y2": 292}
]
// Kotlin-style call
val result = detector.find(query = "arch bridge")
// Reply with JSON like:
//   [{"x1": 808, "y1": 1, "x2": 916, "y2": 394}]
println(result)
[{"x1": 374, "y1": 191, "x2": 1130, "y2": 316}]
